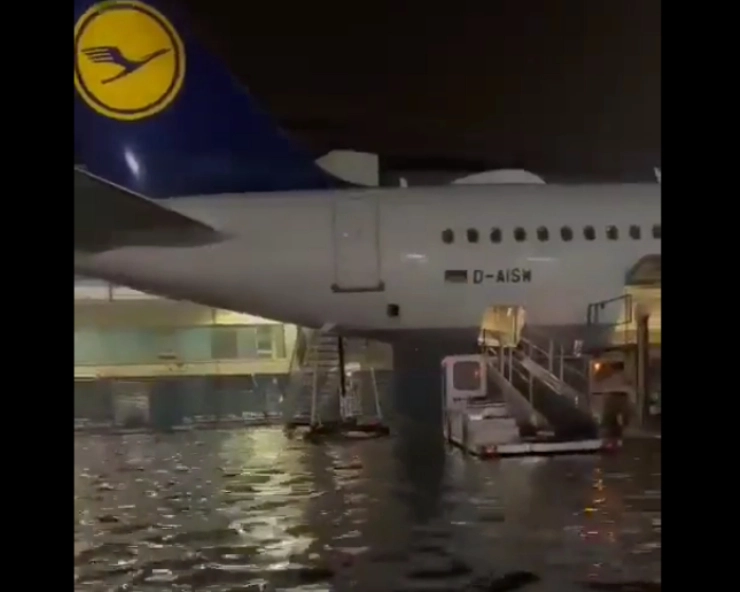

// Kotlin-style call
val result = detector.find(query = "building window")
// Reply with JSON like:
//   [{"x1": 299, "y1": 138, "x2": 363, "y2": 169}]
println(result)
[
  {"x1": 74, "y1": 330, "x2": 102, "y2": 365},
  {"x1": 536, "y1": 226, "x2": 549, "y2": 242},
  {"x1": 442, "y1": 229, "x2": 454, "y2": 244},
  {"x1": 174, "y1": 327, "x2": 212, "y2": 362},
  {"x1": 560, "y1": 226, "x2": 573, "y2": 241},
  {"x1": 652, "y1": 224, "x2": 661, "y2": 239},
  {"x1": 272, "y1": 326, "x2": 286, "y2": 358},
  {"x1": 235, "y1": 326, "x2": 257, "y2": 358},
  {"x1": 466, "y1": 228, "x2": 479, "y2": 243},
  {"x1": 583, "y1": 226, "x2": 596, "y2": 241},
  {"x1": 256, "y1": 326, "x2": 275, "y2": 358},
  {"x1": 629, "y1": 225, "x2": 641, "y2": 240},
  {"x1": 606, "y1": 226, "x2": 619, "y2": 240},
  {"x1": 100, "y1": 329, "x2": 168, "y2": 364},
  {"x1": 151, "y1": 328, "x2": 177, "y2": 361},
  {"x1": 513, "y1": 227, "x2": 526, "y2": 242},
  {"x1": 211, "y1": 327, "x2": 239, "y2": 359}
]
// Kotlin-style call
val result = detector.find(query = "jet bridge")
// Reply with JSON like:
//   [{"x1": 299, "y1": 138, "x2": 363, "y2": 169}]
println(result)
[{"x1": 584, "y1": 254, "x2": 661, "y2": 352}]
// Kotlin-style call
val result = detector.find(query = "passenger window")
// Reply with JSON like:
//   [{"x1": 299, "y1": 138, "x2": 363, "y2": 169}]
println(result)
[
  {"x1": 583, "y1": 226, "x2": 596, "y2": 241},
  {"x1": 560, "y1": 226, "x2": 573, "y2": 241},
  {"x1": 652, "y1": 224, "x2": 661, "y2": 239},
  {"x1": 629, "y1": 225, "x2": 641, "y2": 240},
  {"x1": 513, "y1": 227, "x2": 527, "y2": 242},
  {"x1": 536, "y1": 226, "x2": 549, "y2": 242},
  {"x1": 466, "y1": 228, "x2": 479, "y2": 243},
  {"x1": 489, "y1": 227, "x2": 502, "y2": 243},
  {"x1": 606, "y1": 226, "x2": 619, "y2": 240},
  {"x1": 442, "y1": 229, "x2": 454, "y2": 244}
]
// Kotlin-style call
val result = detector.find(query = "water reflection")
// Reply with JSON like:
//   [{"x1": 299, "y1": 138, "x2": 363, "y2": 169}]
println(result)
[{"x1": 75, "y1": 428, "x2": 660, "y2": 591}]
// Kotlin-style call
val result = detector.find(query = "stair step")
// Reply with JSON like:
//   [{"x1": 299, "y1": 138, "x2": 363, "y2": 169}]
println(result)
[{"x1": 284, "y1": 332, "x2": 386, "y2": 428}]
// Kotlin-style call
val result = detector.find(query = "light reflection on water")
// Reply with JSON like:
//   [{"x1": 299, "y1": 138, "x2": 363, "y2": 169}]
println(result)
[{"x1": 74, "y1": 427, "x2": 660, "y2": 591}]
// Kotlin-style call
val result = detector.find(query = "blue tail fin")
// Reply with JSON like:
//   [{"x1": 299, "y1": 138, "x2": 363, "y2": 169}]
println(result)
[{"x1": 74, "y1": 0, "x2": 337, "y2": 197}]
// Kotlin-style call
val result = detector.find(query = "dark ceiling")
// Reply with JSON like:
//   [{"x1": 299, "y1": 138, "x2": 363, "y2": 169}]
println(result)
[{"x1": 178, "y1": 0, "x2": 660, "y2": 179}]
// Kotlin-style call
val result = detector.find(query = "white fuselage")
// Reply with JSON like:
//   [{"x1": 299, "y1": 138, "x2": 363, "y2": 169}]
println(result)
[{"x1": 74, "y1": 183, "x2": 661, "y2": 342}]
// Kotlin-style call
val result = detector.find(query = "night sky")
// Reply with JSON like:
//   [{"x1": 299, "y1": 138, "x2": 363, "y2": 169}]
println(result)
[{"x1": 180, "y1": 0, "x2": 661, "y2": 180}]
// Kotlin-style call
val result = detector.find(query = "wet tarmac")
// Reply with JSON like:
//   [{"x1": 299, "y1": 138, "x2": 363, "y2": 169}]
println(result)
[{"x1": 75, "y1": 426, "x2": 660, "y2": 591}]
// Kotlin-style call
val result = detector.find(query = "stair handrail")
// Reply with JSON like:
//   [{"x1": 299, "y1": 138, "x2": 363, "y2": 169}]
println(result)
[
  {"x1": 479, "y1": 328, "x2": 512, "y2": 356},
  {"x1": 484, "y1": 355, "x2": 545, "y2": 428},
  {"x1": 293, "y1": 328, "x2": 315, "y2": 371},
  {"x1": 587, "y1": 293, "x2": 634, "y2": 327},
  {"x1": 518, "y1": 336, "x2": 590, "y2": 386},
  {"x1": 480, "y1": 328, "x2": 591, "y2": 391},
  {"x1": 283, "y1": 327, "x2": 319, "y2": 423},
  {"x1": 310, "y1": 347, "x2": 319, "y2": 426},
  {"x1": 369, "y1": 366, "x2": 384, "y2": 421},
  {"x1": 309, "y1": 328, "x2": 337, "y2": 426},
  {"x1": 513, "y1": 353, "x2": 586, "y2": 409},
  {"x1": 509, "y1": 358, "x2": 534, "y2": 391},
  {"x1": 283, "y1": 329, "x2": 305, "y2": 422},
  {"x1": 486, "y1": 339, "x2": 587, "y2": 409}
]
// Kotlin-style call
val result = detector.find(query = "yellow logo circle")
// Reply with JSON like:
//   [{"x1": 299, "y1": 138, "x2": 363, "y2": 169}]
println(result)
[{"x1": 74, "y1": 1, "x2": 186, "y2": 121}]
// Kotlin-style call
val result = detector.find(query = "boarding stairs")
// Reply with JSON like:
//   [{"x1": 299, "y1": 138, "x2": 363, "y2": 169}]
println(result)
[
  {"x1": 284, "y1": 329, "x2": 342, "y2": 426},
  {"x1": 480, "y1": 331, "x2": 599, "y2": 439},
  {"x1": 283, "y1": 328, "x2": 385, "y2": 431},
  {"x1": 481, "y1": 352, "x2": 544, "y2": 435},
  {"x1": 514, "y1": 337, "x2": 591, "y2": 408}
]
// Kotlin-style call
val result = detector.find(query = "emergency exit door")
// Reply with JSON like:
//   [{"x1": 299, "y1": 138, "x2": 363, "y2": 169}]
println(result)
[{"x1": 332, "y1": 197, "x2": 384, "y2": 292}]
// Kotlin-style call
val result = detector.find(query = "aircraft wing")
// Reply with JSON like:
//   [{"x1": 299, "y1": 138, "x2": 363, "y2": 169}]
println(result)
[{"x1": 75, "y1": 167, "x2": 224, "y2": 253}]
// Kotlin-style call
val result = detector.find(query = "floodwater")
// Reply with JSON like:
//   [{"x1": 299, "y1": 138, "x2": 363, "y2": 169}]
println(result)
[{"x1": 74, "y1": 427, "x2": 661, "y2": 591}]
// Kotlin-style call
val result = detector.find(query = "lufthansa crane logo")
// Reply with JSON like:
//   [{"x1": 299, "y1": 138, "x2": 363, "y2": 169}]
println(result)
[{"x1": 74, "y1": 1, "x2": 186, "y2": 121}]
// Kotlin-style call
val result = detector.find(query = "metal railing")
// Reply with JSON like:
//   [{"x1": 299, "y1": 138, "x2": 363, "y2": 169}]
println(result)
[
  {"x1": 283, "y1": 332, "x2": 387, "y2": 427},
  {"x1": 479, "y1": 330, "x2": 592, "y2": 407},
  {"x1": 587, "y1": 294, "x2": 633, "y2": 327},
  {"x1": 517, "y1": 337, "x2": 590, "y2": 396},
  {"x1": 282, "y1": 327, "x2": 315, "y2": 422}
]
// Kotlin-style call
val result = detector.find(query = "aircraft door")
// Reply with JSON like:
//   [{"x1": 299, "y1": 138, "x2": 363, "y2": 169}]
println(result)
[{"x1": 331, "y1": 196, "x2": 384, "y2": 292}]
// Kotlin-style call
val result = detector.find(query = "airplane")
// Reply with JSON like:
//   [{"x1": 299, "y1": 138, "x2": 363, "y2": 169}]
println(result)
[{"x1": 74, "y1": 0, "x2": 661, "y2": 419}]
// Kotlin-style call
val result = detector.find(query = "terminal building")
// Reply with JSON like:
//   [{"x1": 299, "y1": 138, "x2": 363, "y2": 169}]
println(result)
[
  {"x1": 74, "y1": 277, "x2": 298, "y2": 430},
  {"x1": 74, "y1": 276, "x2": 394, "y2": 431}
]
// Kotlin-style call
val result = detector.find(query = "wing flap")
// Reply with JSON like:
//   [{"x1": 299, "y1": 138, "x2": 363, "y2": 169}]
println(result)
[{"x1": 74, "y1": 167, "x2": 223, "y2": 253}]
